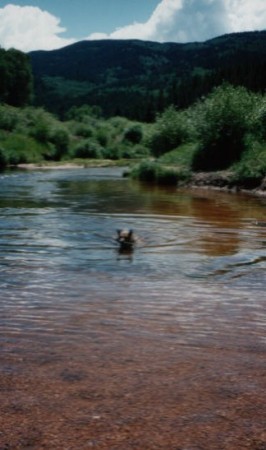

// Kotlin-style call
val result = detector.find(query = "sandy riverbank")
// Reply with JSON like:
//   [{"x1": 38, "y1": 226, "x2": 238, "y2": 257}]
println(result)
[{"x1": 17, "y1": 160, "x2": 119, "y2": 170}]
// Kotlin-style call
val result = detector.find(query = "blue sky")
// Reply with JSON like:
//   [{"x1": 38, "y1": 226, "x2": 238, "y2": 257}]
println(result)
[{"x1": 0, "y1": 0, "x2": 266, "y2": 52}]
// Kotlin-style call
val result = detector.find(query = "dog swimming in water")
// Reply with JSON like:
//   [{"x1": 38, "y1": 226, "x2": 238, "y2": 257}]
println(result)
[{"x1": 116, "y1": 229, "x2": 135, "y2": 251}]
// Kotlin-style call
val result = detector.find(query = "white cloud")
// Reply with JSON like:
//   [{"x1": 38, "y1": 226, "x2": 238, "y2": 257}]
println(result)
[
  {"x1": 0, "y1": 4, "x2": 75, "y2": 52},
  {"x1": 0, "y1": 1, "x2": 266, "y2": 52},
  {"x1": 227, "y1": 0, "x2": 266, "y2": 32},
  {"x1": 87, "y1": 0, "x2": 266, "y2": 43}
]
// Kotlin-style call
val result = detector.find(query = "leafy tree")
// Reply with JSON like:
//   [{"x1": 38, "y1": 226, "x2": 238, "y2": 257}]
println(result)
[
  {"x1": 0, "y1": 48, "x2": 33, "y2": 106},
  {"x1": 50, "y1": 127, "x2": 70, "y2": 160},
  {"x1": 65, "y1": 105, "x2": 102, "y2": 122},
  {"x1": 148, "y1": 106, "x2": 194, "y2": 157},
  {"x1": 250, "y1": 97, "x2": 266, "y2": 141},
  {"x1": 123, "y1": 124, "x2": 143, "y2": 144},
  {"x1": 0, "y1": 147, "x2": 8, "y2": 169},
  {"x1": 191, "y1": 84, "x2": 259, "y2": 171},
  {"x1": 0, "y1": 104, "x2": 20, "y2": 131},
  {"x1": 72, "y1": 139, "x2": 103, "y2": 159}
]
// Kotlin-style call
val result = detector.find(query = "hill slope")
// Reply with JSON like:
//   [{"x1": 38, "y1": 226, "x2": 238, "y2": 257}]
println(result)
[{"x1": 29, "y1": 31, "x2": 266, "y2": 120}]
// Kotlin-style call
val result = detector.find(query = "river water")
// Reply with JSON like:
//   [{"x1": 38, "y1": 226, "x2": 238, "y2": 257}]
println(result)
[
  {"x1": 1, "y1": 167, "x2": 266, "y2": 449},
  {"x1": 0, "y1": 167, "x2": 265, "y2": 354}
]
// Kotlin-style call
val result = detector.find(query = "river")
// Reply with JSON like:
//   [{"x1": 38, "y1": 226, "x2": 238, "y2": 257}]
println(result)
[{"x1": 0, "y1": 167, "x2": 265, "y2": 449}]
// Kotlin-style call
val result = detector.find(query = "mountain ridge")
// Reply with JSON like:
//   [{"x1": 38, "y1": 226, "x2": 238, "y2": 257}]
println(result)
[{"x1": 29, "y1": 30, "x2": 266, "y2": 120}]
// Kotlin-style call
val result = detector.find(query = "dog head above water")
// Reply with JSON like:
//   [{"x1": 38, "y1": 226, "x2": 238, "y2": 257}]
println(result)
[{"x1": 116, "y1": 229, "x2": 135, "y2": 248}]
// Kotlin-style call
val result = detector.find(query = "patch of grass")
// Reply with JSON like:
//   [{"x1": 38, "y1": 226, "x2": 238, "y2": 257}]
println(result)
[
  {"x1": 231, "y1": 140, "x2": 266, "y2": 187},
  {"x1": 130, "y1": 160, "x2": 191, "y2": 186},
  {"x1": 158, "y1": 142, "x2": 198, "y2": 168}
]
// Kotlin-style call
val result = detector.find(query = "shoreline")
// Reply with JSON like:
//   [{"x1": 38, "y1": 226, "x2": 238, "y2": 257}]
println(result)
[
  {"x1": 188, "y1": 171, "x2": 266, "y2": 197},
  {"x1": 13, "y1": 162, "x2": 266, "y2": 197},
  {"x1": 16, "y1": 160, "x2": 119, "y2": 170}
]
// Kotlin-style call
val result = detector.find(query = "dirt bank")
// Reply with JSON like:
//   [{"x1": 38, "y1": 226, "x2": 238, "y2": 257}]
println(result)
[{"x1": 189, "y1": 171, "x2": 266, "y2": 197}]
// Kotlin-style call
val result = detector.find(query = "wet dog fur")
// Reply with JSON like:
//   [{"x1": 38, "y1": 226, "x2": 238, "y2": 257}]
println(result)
[{"x1": 116, "y1": 229, "x2": 135, "y2": 250}]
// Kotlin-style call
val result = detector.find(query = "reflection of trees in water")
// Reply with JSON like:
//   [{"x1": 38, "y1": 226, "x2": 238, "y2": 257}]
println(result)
[
  {"x1": 195, "y1": 230, "x2": 240, "y2": 257},
  {"x1": 189, "y1": 193, "x2": 242, "y2": 256},
  {"x1": 135, "y1": 187, "x2": 243, "y2": 257},
  {"x1": 188, "y1": 191, "x2": 266, "y2": 257},
  {"x1": 55, "y1": 174, "x2": 266, "y2": 258}
]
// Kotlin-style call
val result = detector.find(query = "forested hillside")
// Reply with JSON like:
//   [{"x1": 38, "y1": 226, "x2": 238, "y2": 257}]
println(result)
[
  {"x1": 29, "y1": 31, "x2": 266, "y2": 120},
  {"x1": 0, "y1": 48, "x2": 33, "y2": 107}
]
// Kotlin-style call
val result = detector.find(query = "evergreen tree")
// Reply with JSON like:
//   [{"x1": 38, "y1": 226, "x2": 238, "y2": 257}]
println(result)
[{"x1": 0, "y1": 48, "x2": 33, "y2": 106}]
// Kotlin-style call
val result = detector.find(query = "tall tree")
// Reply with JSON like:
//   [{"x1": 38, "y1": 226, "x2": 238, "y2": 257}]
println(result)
[{"x1": 0, "y1": 48, "x2": 33, "y2": 106}]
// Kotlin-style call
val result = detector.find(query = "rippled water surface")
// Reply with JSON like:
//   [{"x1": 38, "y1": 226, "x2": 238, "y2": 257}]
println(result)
[{"x1": 0, "y1": 167, "x2": 265, "y2": 353}]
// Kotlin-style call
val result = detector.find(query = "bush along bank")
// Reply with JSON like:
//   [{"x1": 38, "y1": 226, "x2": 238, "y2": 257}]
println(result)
[
  {"x1": 0, "y1": 83, "x2": 265, "y2": 195},
  {"x1": 130, "y1": 84, "x2": 266, "y2": 192},
  {"x1": 0, "y1": 104, "x2": 152, "y2": 170}
]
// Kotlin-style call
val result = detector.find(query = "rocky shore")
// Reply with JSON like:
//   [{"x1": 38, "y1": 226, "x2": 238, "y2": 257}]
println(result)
[{"x1": 189, "y1": 171, "x2": 266, "y2": 197}]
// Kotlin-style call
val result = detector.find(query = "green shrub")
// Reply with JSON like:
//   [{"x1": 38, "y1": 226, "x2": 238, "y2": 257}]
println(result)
[
  {"x1": 232, "y1": 139, "x2": 266, "y2": 187},
  {"x1": 72, "y1": 124, "x2": 93, "y2": 138},
  {"x1": 103, "y1": 143, "x2": 148, "y2": 160},
  {"x1": 0, "y1": 147, "x2": 8, "y2": 168},
  {"x1": 250, "y1": 97, "x2": 266, "y2": 141},
  {"x1": 22, "y1": 108, "x2": 55, "y2": 143},
  {"x1": 50, "y1": 127, "x2": 70, "y2": 160},
  {"x1": 107, "y1": 116, "x2": 130, "y2": 131},
  {"x1": 148, "y1": 106, "x2": 193, "y2": 157},
  {"x1": 155, "y1": 166, "x2": 180, "y2": 185},
  {"x1": 123, "y1": 124, "x2": 143, "y2": 144},
  {"x1": 125, "y1": 144, "x2": 150, "y2": 158},
  {"x1": 0, "y1": 105, "x2": 20, "y2": 131},
  {"x1": 101, "y1": 146, "x2": 121, "y2": 160},
  {"x1": 0, "y1": 133, "x2": 48, "y2": 164},
  {"x1": 131, "y1": 160, "x2": 190, "y2": 186},
  {"x1": 191, "y1": 84, "x2": 258, "y2": 171},
  {"x1": 95, "y1": 125, "x2": 110, "y2": 147},
  {"x1": 131, "y1": 160, "x2": 158, "y2": 182},
  {"x1": 30, "y1": 119, "x2": 51, "y2": 143},
  {"x1": 72, "y1": 139, "x2": 103, "y2": 159},
  {"x1": 66, "y1": 105, "x2": 102, "y2": 122}
]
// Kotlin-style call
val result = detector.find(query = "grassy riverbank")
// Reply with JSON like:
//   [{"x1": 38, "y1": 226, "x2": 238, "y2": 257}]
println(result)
[{"x1": 1, "y1": 84, "x2": 266, "y2": 193}]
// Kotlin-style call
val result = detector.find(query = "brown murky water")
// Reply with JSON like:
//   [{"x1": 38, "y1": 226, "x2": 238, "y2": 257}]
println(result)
[{"x1": 0, "y1": 168, "x2": 265, "y2": 449}]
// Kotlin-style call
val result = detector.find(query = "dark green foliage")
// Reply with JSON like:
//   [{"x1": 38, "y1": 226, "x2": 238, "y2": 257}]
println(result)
[
  {"x1": 0, "y1": 133, "x2": 49, "y2": 164},
  {"x1": 232, "y1": 140, "x2": 266, "y2": 187},
  {"x1": 73, "y1": 124, "x2": 94, "y2": 138},
  {"x1": 49, "y1": 128, "x2": 70, "y2": 160},
  {"x1": 29, "y1": 116, "x2": 51, "y2": 143},
  {"x1": 0, "y1": 147, "x2": 8, "y2": 169},
  {"x1": 131, "y1": 161, "x2": 158, "y2": 182},
  {"x1": 30, "y1": 31, "x2": 266, "y2": 120},
  {"x1": 65, "y1": 105, "x2": 102, "y2": 121},
  {"x1": 191, "y1": 84, "x2": 258, "y2": 171},
  {"x1": 250, "y1": 98, "x2": 266, "y2": 141},
  {"x1": 148, "y1": 107, "x2": 193, "y2": 157},
  {"x1": 101, "y1": 146, "x2": 120, "y2": 160},
  {"x1": 72, "y1": 139, "x2": 103, "y2": 159},
  {"x1": 121, "y1": 144, "x2": 150, "y2": 159},
  {"x1": 123, "y1": 125, "x2": 143, "y2": 144},
  {"x1": 0, "y1": 105, "x2": 71, "y2": 164},
  {"x1": 0, "y1": 104, "x2": 19, "y2": 131},
  {"x1": 158, "y1": 143, "x2": 198, "y2": 168},
  {"x1": 131, "y1": 160, "x2": 188, "y2": 186},
  {"x1": 95, "y1": 126, "x2": 110, "y2": 147},
  {"x1": 0, "y1": 48, "x2": 33, "y2": 106}
]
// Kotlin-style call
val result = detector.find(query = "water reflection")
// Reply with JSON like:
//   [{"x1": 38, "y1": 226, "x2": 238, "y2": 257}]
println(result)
[{"x1": 0, "y1": 168, "x2": 265, "y2": 351}]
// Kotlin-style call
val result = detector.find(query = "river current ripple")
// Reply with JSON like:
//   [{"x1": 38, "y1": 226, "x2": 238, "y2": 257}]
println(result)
[{"x1": 0, "y1": 168, "x2": 265, "y2": 355}]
